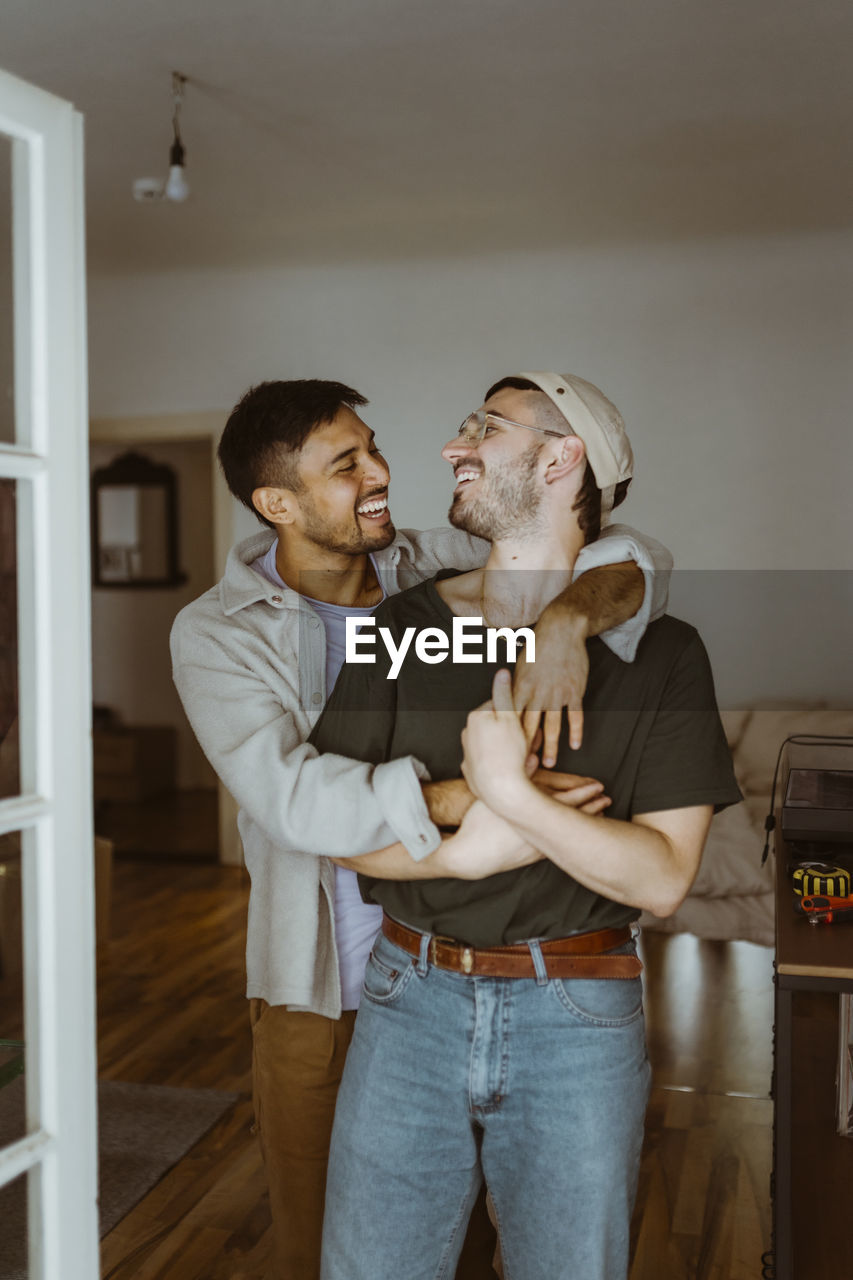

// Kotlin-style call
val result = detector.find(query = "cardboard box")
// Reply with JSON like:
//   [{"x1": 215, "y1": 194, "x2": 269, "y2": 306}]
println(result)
[{"x1": 93, "y1": 725, "x2": 177, "y2": 803}]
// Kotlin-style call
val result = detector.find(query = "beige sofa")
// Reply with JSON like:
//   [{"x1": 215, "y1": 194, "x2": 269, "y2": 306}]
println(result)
[{"x1": 639, "y1": 707, "x2": 853, "y2": 948}]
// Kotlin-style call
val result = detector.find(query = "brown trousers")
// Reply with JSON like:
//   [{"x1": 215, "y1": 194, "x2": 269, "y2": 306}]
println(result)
[{"x1": 250, "y1": 1000, "x2": 498, "y2": 1280}]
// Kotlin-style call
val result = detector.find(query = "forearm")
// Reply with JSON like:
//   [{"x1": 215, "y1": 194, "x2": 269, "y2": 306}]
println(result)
[
  {"x1": 485, "y1": 777, "x2": 702, "y2": 917},
  {"x1": 422, "y1": 777, "x2": 476, "y2": 828},
  {"x1": 567, "y1": 525, "x2": 673, "y2": 662},
  {"x1": 550, "y1": 562, "x2": 644, "y2": 637},
  {"x1": 331, "y1": 830, "x2": 493, "y2": 881},
  {"x1": 333, "y1": 836, "x2": 462, "y2": 879},
  {"x1": 334, "y1": 800, "x2": 543, "y2": 881}
]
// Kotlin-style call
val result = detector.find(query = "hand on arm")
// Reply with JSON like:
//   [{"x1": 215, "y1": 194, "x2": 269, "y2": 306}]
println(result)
[
  {"x1": 462, "y1": 670, "x2": 712, "y2": 916},
  {"x1": 335, "y1": 754, "x2": 611, "y2": 880},
  {"x1": 513, "y1": 562, "x2": 644, "y2": 762},
  {"x1": 421, "y1": 756, "x2": 608, "y2": 829},
  {"x1": 531, "y1": 766, "x2": 611, "y2": 816}
]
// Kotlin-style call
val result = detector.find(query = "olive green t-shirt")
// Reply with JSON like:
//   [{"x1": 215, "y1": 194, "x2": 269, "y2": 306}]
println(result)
[{"x1": 309, "y1": 572, "x2": 742, "y2": 947}]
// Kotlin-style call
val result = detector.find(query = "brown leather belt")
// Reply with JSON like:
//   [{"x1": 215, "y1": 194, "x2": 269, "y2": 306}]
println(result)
[{"x1": 381, "y1": 915, "x2": 642, "y2": 980}]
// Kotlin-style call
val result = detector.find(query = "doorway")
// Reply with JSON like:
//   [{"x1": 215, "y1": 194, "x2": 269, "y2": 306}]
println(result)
[
  {"x1": 88, "y1": 412, "x2": 242, "y2": 866},
  {"x1": 89, "y1": 437, "x2": 219, "y2": 862}
]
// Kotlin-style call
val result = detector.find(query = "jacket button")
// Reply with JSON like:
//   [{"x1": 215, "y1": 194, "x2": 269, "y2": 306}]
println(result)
[
  {"x1": 271, "y1": 595, "x2": 282, "y2": 604},
  {"x1": 311, "y1": 692, "x2": 323, "y2": 704}
]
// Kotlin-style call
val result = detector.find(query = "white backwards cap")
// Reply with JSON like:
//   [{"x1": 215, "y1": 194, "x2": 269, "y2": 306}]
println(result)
[{"x1": 517, "y1": 372, "x2": 634, "y2": 521}]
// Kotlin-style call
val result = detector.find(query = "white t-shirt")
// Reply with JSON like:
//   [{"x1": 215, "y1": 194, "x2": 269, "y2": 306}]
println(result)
[{"x1": 252, "y1": 541, "x2": 384, "y2": 1010}]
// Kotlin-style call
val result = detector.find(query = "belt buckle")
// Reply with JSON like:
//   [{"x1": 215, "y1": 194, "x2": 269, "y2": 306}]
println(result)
[{"x1": 430, "y1": 934, "x2": 475, "y2": 974}]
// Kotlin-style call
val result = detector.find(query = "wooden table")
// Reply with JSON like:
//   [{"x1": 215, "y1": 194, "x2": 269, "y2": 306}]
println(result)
[{"x1": 774, "y1": 827, "x2": 853, "y2": 1279}]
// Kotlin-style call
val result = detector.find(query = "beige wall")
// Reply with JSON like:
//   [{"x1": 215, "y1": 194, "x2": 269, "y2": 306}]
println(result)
[
  {"x1": 88, "y1": 229, "x2": 853, "y2": 572},
  {"x1": 86, "y1": 230, "x2": 853, "y2": 708}
]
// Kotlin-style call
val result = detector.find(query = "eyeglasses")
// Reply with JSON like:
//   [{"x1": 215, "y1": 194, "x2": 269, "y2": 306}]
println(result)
[{"x1": 456, "y1": 409, "x2": 569, "y2": 445}]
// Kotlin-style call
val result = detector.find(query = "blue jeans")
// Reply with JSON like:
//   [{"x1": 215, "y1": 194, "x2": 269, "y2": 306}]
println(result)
[{"x1": 321, "y1": 928, "x2": 651, "y2": 1280}]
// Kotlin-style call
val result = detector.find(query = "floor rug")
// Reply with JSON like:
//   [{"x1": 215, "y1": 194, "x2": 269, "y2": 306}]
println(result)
[{"x1": 0, "y1": 1077, "x2": 239, "y2": 1278}]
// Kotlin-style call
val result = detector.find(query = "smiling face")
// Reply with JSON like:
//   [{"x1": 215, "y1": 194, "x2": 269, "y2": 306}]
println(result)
[
  {"x1": 285, "y1": 407, "x2": 395, "y2": 554},
  {"x1": 441, "y1": 388, "x2": 554, "y2": 541}
]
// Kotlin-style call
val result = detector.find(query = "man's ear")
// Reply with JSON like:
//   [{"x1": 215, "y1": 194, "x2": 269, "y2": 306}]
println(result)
[
  {"x1": 252, "y1": 486, "x2": 298, "y2": 527},
  {"x1": 544, "y1": 435, "x2": 586, "y2": 485}
]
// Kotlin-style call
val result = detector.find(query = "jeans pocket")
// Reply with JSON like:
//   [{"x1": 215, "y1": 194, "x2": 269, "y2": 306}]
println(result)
[
  {"x1": 551, "y1": 945, "x2": 645, "y2": 1027},
  {"x1": 361, "y1": 939, "x2": 414, "y2": 1006},
  {"x1": 553, "y1": 975, "x2": 644, "y2": 1026}
]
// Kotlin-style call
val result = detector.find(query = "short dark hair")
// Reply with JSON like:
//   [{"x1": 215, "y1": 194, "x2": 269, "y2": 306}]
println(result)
[
  {"x1": 217, "y1": 379, "x2": 368, "y2": 528},
  {"x1": 484, "y1": 376, "x2": 629, "y2": 544}
]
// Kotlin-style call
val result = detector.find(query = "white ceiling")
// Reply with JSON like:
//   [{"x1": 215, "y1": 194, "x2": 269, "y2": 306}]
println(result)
[{"x1": 3, "y1": 0, "x2": 852, "y2": 275}]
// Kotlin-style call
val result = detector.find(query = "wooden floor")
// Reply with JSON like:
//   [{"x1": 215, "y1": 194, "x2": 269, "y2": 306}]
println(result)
[
  {"x1": 98, "y1": 860, "x2": 265, "y2": 1280},
  {"x1": 90, "y1": 858, "x2": 775, "y2": 1280},
  {"x1": 632, "y1": 936, "x2": 773, "y2": 1279}
]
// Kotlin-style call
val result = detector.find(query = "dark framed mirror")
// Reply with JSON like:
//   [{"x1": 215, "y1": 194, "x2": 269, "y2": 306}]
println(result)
[{"x1": 91, "y1": 451, "x2": 187, "y2": 588}]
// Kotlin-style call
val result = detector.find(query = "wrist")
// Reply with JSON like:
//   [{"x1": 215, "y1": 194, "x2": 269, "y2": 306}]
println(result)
[
  {"x1": 432, "y1": 829, "x2": 472, "y2": 880},
  {"x1": 480, "y1": 770, "x2": 537, "y2": 821},
  {"x1": 535, "y1": 593, "x2": 591, "y2": 644},
  {"x1": 555, "y1": 599, "x2": 591, "y2": 641}
]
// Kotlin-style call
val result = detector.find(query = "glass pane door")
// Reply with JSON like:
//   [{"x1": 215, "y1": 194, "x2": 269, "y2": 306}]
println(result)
[{"x1": 0, "y1": 66, "x2": 97, "y2": 1280}]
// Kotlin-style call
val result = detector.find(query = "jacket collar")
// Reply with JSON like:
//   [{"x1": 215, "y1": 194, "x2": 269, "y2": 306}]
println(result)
[{"x1": 219, "y1": 529, "x2": 407, "y2": 617}]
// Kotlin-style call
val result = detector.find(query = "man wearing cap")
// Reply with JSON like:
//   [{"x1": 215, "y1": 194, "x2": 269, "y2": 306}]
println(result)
[
  {"x1": 172, "y1": 377, "x2": 676, "y2": 1280},
  {"x1": 314, "y1": 373, "x2": 741, "y2": 1279}
]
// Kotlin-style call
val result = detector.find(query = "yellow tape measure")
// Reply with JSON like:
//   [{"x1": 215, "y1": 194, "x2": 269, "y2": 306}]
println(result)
[{"x1": 792, "y1": 865, "x2": 851, "y2": 899}]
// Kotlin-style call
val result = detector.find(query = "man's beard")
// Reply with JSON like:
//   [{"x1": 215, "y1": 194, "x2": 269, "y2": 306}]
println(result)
[
  {"x1": 448, "y1": 441, "x2": 546, "y2": 542},
  {"x1": 299, "y1": 492, "x2": 396, "y2": 555}
]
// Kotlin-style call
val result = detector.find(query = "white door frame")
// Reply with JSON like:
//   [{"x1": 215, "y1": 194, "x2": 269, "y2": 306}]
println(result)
[{"x1": 0, "y1": 68, "x2": 97, "y2": 1277}]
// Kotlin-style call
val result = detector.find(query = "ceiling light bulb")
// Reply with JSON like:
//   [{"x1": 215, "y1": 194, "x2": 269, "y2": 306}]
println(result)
[
  {"x1": 165, "y1": 164, "x2": 189, "y2": 202},
  {"x1": 134, "y1": 72, "x2": 192, "y2": 207},
  {"x1": 165, "y1": 139, "x2": 189, "y2": 202}
]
